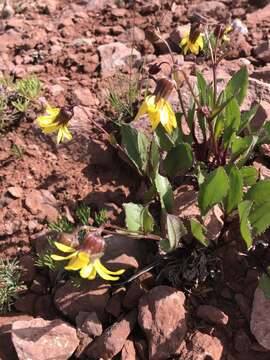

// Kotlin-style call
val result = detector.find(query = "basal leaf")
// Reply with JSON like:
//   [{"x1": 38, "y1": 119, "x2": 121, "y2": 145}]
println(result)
[
  {"x1": 123, "y1": 202, "x2": 143, "y2": 232},
  {"x1": 259, "y1": 270, "x2": 270, "y2": 300},
  {"x1": 141, "y1": 206, "x2": 155, "y2": 233},
  {"x1": 121, "y1": 124, "x2": 150, "y2": 175},
  {"x1": 166, "y1": 214, "x2": 187, "y2": 250},
  {"x1": 155, "y1": 173, "x2": 174, "y2": 213},
  {"x1": 231, "y1": 135, "x2": 253, "y2": 162},
  {"x1": 190, "y1": 218, "x2": 209, "y2": 247},
  {"x1": 198, "y1": 167, "x2": 230, "y2": 216},
  {"x1": 249, "y1": 201, "x2": 270, "y2": 236},
  {"x1": 239, "y1": 105, "x2": 258, "y2": 133},
  {"x1": 164, "y1": 143, "x2": 193, "y2": 177},
  {"x1": 240, "y1": 166, "x2": 259, "y2": 186},
  {"x1": 123, "y1": 202, "x2": 155, "y2": 233},
  {"x1": 225, "y1": 164, "x2": 243, "y2": 215},
  {"x1": 225, "y1": 66, "x2": 248, "y2": 106},
  {"x1": 154, "y1": 124, "x2": 174, "y2": 151},
  {"x1": 245, "y1": 180, "x2": 270, "y2": 206},
  {"x1": 238, "y1": 200, "x2": 253, "y2": 250},
  {"x1": 223, "y1": 98, "x2": 241, "y2": 149}
]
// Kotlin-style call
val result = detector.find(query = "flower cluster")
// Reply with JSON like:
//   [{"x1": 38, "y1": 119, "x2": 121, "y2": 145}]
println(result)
[
  {"x1": 37, "y1": 104, "x2": 73, "y2": 143},
  {"x1": 51, "y1": 231, "x2": 125, "y2": 281}
]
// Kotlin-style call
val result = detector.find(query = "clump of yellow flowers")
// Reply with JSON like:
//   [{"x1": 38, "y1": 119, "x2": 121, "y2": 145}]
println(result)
[
  {"x1": 180, "y1": 22, "x2": 204, "y2": 55},
  {"x1": 134, "y1": 78, "x2": 177, "y2": 135},
  {"x1": 37, "y1": 104, "x2": 73, "y2": 143},
  {"x1": 51, "y1": 231, "x2": 125, "y2": 281}
]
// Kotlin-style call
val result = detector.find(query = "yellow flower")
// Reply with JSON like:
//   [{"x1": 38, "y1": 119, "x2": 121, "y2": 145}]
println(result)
[
  {"x1": 37, "y1": 105, "x2": 73, "y2": 143},
  {"x1": 51, "y1": 241, "x2": 125, "y2": 281},
  {"x1": 180, "y1": 30, "x2": 204, "y2": 55},
  {"x1": 134, "y1": 95, "x2": 177, "y2": 135}
]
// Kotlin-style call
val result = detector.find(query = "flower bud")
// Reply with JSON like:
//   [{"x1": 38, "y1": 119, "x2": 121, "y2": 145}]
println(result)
[
  {"x1": 57, "y1": 106, "x2": 74, "y2": 125},
  {"x1": 148, "y1": 63, "x2": 162, "y2": 75},
  {"x1": 154, "y1": 78, "x2": 174, "y2": 103},
  {"x1": 58, "y1": 232, "x2": 79, "y2": 248},
  {"x1": 82, "y1": 231, "x2": 105, "y2": 255},
  {"x1": 189, "y1": 21, "x2": 202, "y2": 44}
]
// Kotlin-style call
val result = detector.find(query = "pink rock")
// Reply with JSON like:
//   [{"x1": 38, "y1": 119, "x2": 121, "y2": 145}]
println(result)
[
  {"x1": 76, "y1": 311, "x2": 103, "y2": 337},
  {"x1": 25, "y1": 189, "x2": 59, "y2": 222},
  {"x1": 138, "y1": 286, "x2": 187, "y2": 360},
  {"x1": 73, "y1": 86, "x2": 99, "y2": 107},
  {"x1": 19, "y1": 255, "x2": 36, "y2": 283},
  {"x1": 54, "y1": 279, "x2": 109, "y2": 322},
  {"x1": 7, "y1": 186, "x2": 23, "y2": 198},
  {"x1": 12, "y1": 318, "x2": 79, "y2": 360},
  {"x1": 181, "y1": 331, "x2": 223, "y2": 360},
  {"x1": 196, "y1": 305, "x2": 229, "y2": 326},
  {"x1": 86, "y1": 310, "x2": 137, "y2": 359},
  {"x1": 251, "y1": 287, "x2": 270, "y2": 350},
  {"x1": 0, "y1": 314, "x2": 32, "y2": 360},
  {"x1": 246, "y1": 3, "x2": 270, "y2": 26},
  {"x1": 121, "y1": 339, "x2": 137, "y2": 360}
]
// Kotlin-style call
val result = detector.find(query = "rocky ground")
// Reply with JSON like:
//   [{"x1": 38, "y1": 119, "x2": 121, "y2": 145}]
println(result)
[{"x1": 0, "y1": 0, "x2": 270, "y2": 359}]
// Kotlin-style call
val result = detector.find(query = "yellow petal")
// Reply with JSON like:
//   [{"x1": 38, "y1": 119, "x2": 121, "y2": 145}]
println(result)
[
  {"x1": 37, "y1": 115, "x2": 55, "y2": 126},
  {"x1": 51, "y1": 252, "x2": 77, "y2": 261},
  {"x1": 180, "y1": 36, "x2": 188, "y2": 47},
  {"x1": 94, "y1": 259, "x2": 123, "y2": 281},
  {"x1": 88, "y1": 267, "x2": 97, "y2": 280},
  {"x1": 95, "y1": 259, "x2": 125, "y2": 275},
  {"x1": 134, "y1": 100, "x2": 148, "y2": 122},
  {"x1": 196, "y1": 35, "x2": 204, "y2": 50},
  {"x1": 57, "y1": 128, "x2": 64, "y2": 143},
  {"x1": 46, "y1": 106, "x2": 60, "y2": 117},
  {"x1": 42, "y1": 124, "x2": 61, "y2": 134},
  {"x1": 62, "y1": 126, "x2": 72, "y2": 140},
  {"x1": 80, "y1": 264, "x2": 94, "y2": 278},
  {"x1": 65, "y1": 252, "x2": 89, "y2": 270},
  {"x1": 54, "y1": 241, "x2": 75, "y2": 253},
  {"x1": 149, "y1": 112, "x2": 160, "y2": 131}
]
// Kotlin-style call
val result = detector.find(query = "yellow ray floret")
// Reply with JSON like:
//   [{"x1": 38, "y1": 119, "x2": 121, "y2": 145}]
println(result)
[
  {"x1": 180, "y1": 31, "x2": 204, "y2": 55},
  {"x1": 134, "y1": 95, "x2": 177, "y2": 135},
  {"x1": 36, "y1": 105, "x2": 72, "y2": 143},
  {"x1": 51, "y1": 242, "x2": 125, "y2": 281}
]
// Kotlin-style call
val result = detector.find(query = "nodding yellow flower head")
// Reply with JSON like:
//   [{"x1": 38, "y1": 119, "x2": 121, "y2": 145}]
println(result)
[
  {"x1": 51, "y1": 231, "x2": 125, "y2": 281},
  {"x1": 36, "y1": 104, "x2": 73, "y2": 143},
  {"x1": 134, "y1": 78, "x2": 177, "y2": 135},
  {"x1": 214, "y1": 23, "x2": 232, "y2": 42},
  {"x1": 180, "y1": 22, "x2": 204, "y2": 55}
]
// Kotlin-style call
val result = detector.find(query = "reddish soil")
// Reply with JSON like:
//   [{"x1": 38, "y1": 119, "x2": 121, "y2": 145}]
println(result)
[{"x1": 0, "y1": 0, "x2": 270, "y2": 359}]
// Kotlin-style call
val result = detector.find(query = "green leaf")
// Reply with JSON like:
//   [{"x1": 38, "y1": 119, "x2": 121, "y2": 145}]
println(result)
[
  {"x1": 236, "y1": 135, "x2": 258, "y2": 168},
  {"x1": 225, "y1": 165, "x2": 243, "y2": 215},
  {"x1": 223, "y1": 98, "x2": 241, "y2": 149},
  {"x1": 239, "y1": 106, "x2": 258, "y2": 133},
  {"x1": 224, "y1": 67, "x2": 248, "y2": 106},
  {"x1": 123, "y1": 202, "x2": 142, "y2": 232},
  {"x1": 196, "y1": 71, "x2": 213, "y2": 107},
  {"x1": 154, "y1": 124, "x2": 174, "y2": 151},
  {"x1": 123, "y1": 203, "x2": 154, "y2": 233},
  {"x1": 249, "y1": 201, "x2": 270, "y2": 236},
  {"x1": 121, "y1": 124, "x2": 150, "y2": 175},
  {"x1": 190, "y1": 219, "x2": 209, "y2": 247},
  {"x1": 231, "y1": 135, "x2": 253, "y2": 162},
  {"x1": 198, "y1": 167, "x2": 230, "y2": 216},
  {"x1": 259, "y1": 270, "x2": 270, "y2": 300},
  {"x1": 238, "y1": 200, "x2": 253, "y2": 250},
  {"x1": 240, "y1": 166, "x2": 259, "y2": 186},
  {"x1": 166, "y1": 214, "x2": 187, "y2": 250},
  {"x1": 141, "y1": 206, "x2": 155, "y2": 233},
  {"x1": 155, "y1": 173, "x2": 174, "y2": 213},
  {"x1": 164, "y1": 143, "x2": 193, "y2": 177},
  {"x1": 149, "y1": 141, "x2": 160, "y2": 177},
  {"x1": 245, "y1": 180, "x2": 270, "y2": 206}
]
